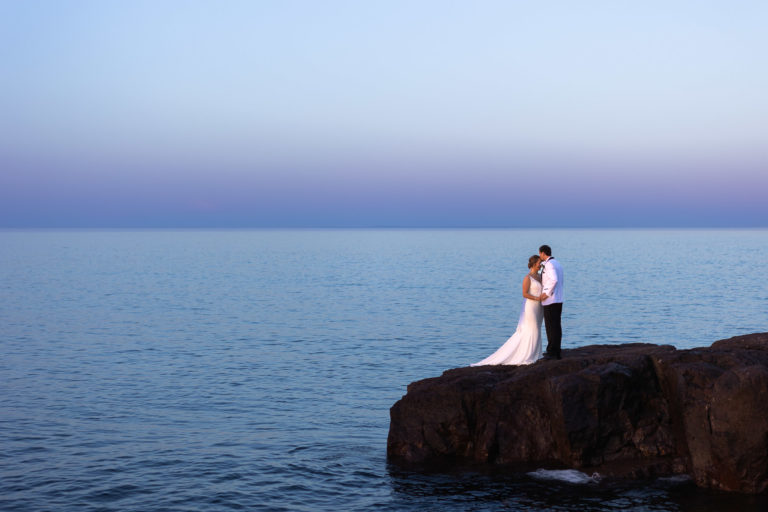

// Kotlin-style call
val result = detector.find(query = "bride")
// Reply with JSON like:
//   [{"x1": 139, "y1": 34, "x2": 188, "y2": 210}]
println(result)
[{"x1": 471, "y1": 255, "x2": 543, "y2": 366}]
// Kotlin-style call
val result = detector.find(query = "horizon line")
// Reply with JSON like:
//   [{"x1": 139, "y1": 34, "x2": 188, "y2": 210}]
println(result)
[{"x1": 1, "y1": 225, "x2": 766, "y2": 231}]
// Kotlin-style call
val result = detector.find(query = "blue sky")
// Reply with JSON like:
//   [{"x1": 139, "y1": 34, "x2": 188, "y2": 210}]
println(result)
[{"x1": 1, "y1": 1, "x2": 766, "y2": 227}]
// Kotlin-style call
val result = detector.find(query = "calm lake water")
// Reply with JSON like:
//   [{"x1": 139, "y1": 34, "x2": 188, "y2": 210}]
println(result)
[{"x1": 1, "y1": 229, "x2": 767, "y2": 511}]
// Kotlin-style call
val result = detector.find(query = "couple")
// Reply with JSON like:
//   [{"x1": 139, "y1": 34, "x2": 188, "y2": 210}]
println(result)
[{"x1": 471, "y1": 245, "x2": 564, "y2": 366}]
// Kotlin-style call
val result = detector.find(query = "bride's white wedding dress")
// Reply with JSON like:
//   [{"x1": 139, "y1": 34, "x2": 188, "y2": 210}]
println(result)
[{"x1": 471, "y1": 275, "x2": 543, "y2": 366}]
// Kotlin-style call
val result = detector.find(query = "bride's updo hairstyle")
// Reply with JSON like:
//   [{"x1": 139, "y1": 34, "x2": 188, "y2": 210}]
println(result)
[{"x1": 528, "y1": 255, "x2": 540, "y2": 269}]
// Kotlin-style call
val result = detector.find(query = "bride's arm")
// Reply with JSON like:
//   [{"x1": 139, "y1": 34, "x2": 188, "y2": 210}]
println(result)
[{"x1": 522, "y1": 275, "x2": 540, "y2": 301}]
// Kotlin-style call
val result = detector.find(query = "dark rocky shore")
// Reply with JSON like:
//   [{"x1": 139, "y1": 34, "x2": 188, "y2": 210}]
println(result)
[{"x1": 388, "y1": 333, "x2": 768, "y2": 494}]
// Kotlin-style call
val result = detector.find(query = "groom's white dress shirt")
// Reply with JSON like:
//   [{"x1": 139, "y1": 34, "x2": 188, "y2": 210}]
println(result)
[{"x1": 541, "y1": 257, "x2": 564, "y2": 306}]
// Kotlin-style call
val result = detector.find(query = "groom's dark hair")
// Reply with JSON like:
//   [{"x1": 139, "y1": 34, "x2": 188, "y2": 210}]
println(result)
[{"x1": 539, "y1": 245, "x2": 552, "y2": 256}]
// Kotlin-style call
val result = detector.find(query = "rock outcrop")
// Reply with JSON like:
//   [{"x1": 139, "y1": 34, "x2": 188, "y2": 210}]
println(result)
[{"x1": 387, "y1": 333, "x2": 768, "y2": 493}]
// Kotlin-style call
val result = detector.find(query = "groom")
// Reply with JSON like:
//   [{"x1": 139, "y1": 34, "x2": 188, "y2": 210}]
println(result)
[{"x1": 539, "y1": 244, "x2": 564, "y2": 359}]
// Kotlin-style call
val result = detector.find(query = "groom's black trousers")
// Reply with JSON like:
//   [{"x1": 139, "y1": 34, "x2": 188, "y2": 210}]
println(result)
[{"x1": 542, "y1": 302, "x2": 563, "y2": 357}]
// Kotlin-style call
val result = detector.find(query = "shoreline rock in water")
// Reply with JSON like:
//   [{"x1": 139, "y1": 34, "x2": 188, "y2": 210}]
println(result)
[{"x1": 387, "y1": 333, "x2": 768, "y2": 494}]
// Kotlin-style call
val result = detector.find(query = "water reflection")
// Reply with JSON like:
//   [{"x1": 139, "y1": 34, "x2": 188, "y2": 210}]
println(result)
[{"x1": 387, "y1": 464, "x2": 768, "y2": 512}]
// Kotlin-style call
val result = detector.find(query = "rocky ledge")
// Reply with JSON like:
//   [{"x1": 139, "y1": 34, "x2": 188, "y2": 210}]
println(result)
[{"x1": 388, "y1": 333, "x2": 768, "y2": 494}]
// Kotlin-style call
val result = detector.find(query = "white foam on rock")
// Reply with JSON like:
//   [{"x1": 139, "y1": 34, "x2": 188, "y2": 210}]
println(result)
[{"x1": 527, "y1": 469, "x2": 602, "y2": 484}]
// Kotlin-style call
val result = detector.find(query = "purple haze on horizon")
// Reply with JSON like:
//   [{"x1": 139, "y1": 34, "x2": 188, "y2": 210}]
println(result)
[{"x1": 2, "y1": 152, "x2": 765, "y2": 227}]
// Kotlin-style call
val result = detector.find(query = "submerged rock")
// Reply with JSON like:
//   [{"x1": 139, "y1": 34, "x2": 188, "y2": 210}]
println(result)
[{"x1": 387, "y1": 333, "x2": 768, "y2": 494}]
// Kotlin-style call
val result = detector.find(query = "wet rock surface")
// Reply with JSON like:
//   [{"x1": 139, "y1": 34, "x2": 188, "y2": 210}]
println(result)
[{"x1": 387, "y1": 333, "x2": 768, "y2": 493}]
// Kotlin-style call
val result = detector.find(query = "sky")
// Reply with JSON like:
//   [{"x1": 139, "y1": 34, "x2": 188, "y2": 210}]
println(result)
[{"x1": 1, "y1": 0, "x2": 766, "y2": 227}]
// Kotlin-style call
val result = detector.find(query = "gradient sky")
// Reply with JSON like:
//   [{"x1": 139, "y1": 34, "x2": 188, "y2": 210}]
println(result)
[{"x1": 1, "y1": 0, "x2": 766, "y2": 227}]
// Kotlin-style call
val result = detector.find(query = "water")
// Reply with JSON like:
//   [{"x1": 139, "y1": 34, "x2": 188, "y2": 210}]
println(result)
[{"x1": 1, "y1": 229, "x2": 767, "y2": 511}]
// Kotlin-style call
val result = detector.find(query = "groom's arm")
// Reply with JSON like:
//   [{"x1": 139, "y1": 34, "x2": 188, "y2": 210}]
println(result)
[{"x1": 541, "y1": 262, "x2": 557, "y2": 301}]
